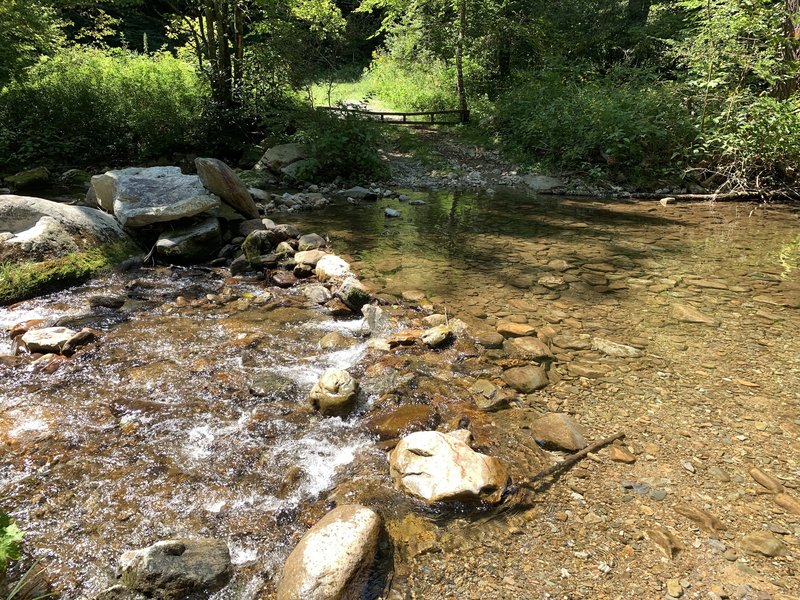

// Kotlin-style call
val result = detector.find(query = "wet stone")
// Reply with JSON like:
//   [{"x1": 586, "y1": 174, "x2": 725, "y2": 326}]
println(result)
[
  {"x1": 362, "y1": 404, "x2": 439, "y2": 440},
  {"x1": 502, "y1": 365, "x2": 549, "y2": 393},
  {"x1": 250, "y1": 372, "x2": 298, "y2": 400},
  {"x1": 530, "y1": 413, "x2": 587, "y2": 451}
]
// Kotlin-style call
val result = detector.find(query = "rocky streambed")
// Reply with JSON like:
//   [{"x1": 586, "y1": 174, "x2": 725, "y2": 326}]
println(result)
[{"x1": 1, "y1": 186, "x2": 800, "y2": 599}]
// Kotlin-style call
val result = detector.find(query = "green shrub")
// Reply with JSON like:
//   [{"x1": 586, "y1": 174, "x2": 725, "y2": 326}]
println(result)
[
  {"x1": 0, "y1": 46, "x2": 208, "y2": 170},
  {"x1": 296, "y1": 108, "x2": 389, "y2": 181},
  {"x1": 493, "y1": 72, "x2": 696, "y2": 180},
  {"x1": 363, "y1": 53, "x2": 458, "y2": 112},
  {"x1": 699, "y1": 94, "x2": 800, "y2": 187},
  {"x1": 0, "y1": 513, "x2": 23, "y2": 574}
]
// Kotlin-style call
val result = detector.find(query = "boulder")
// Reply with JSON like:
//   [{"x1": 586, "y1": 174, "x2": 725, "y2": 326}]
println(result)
[
  {"x1": 502, "y1": 365, "x2": 549, "y2": 392},
  {"x1": 5, "y1": 167, "x2": 50, "y2": 192},
  {"x1": 241, "y1": 230, "x2": 273, "y2": 266},
  {"x1": 335, "y1": 277, "x2": 371, "y2": 313},
  {"x1": 340, "y1": 186, "x2": 378, "y2": 201},
  {"x1": 294, "y1": 249, "x2": 327, "y2": 267},
  {"x1": 117, "y1": 538, "x2": 232, "y2": 600},
  {"x1": 195, "y1": 157, "x2": 259, "y2": 219},
  {"x1": 297, "y1": 233, "x2": 326, "y2": 251},
  {"x1": 0, "y1": 196, "x2": 130, "y2": 263},
  {"x1": 255, "y1": 143, "x2": 310, "y2": 173},
  {"x1": 277, "y1": 505, "x2": 381, "y2": 600},
  {"x1": 303, "y1": 284, "x2": 332, "y2": 305},
  {"x1": 530, "y1": 413, "x2": 587, "y2": 451},
  {"x1": 363, "y1": 404, "x2": 439, "y2": 440},
  {"x1": 522, "y1": 175, "x2": 563, "y2": 192},
  {"x1": 20, "y1": 327, "x2": 77, "y2": 354},
  {"x1": 315, "y1": 255, "x2": 351, "y2": 282},
  {"x1": 91, "y1": 167, "x2": 221, "y2": 228},
  {"x1": 309, "y1": 368, "x2": 359, "y2": 417},
  {"x1": 389, "y1": 430, "x2": 508, "y2": 504},
  {"x1": 155, "y1": 218, "x2": 222, "y2": 263},
  {"x1": 264, "y1": 224, "x2": 301, "y2": 244}
]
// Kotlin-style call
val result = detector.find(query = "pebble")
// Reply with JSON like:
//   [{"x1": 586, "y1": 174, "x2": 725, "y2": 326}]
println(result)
[{"x1": 666, "y1": 579, "x2": 683, "y2": 597}]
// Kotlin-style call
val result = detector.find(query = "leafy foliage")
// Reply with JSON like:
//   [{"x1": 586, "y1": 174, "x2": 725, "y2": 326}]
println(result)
[
  {"x1": 296, "y1": 108, "x2": 389, "y2": 180},
  {"x1": 494, "y1": 72, "x2": 696, "y2": 182},
  {"x1": 0, "y1": 514, "x2": 24, "y2": 574},
  {"x1": 0, "y1": 46, "x2": 207, "y2": 170}
]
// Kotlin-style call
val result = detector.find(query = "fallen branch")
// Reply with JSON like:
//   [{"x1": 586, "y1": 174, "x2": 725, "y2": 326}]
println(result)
[{"x1": 512, "y1": 431, "x2": 626, "y2": 492}]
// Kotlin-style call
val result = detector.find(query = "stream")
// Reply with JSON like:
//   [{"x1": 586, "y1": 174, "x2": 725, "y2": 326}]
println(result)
[{"x1": 1, "y1": 188, "x2": 799, "y2": 598}]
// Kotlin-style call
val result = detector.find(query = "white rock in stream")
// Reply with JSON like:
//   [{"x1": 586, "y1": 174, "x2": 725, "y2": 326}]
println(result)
[
  {"x1": 21, "y1": 327, "x2": 77, "y2": 354},
  {"x1": 389, "y1": 430, "x2": 508, "y2": 504},
  {"x1": 592, "y1": 337, "x2": 643, "y2": 358},
  {"x1": 308, "y1": 368, "x2": 359, "y2": 416},
  {"x1": 277, "y1": 505, "x2": 381, "y2": 600},
  {"x1": 315, "y1": 254, "x2": 351, "y2": 281}
]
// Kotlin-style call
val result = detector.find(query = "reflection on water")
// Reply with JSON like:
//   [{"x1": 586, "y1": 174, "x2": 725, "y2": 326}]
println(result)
[{"x1": 1, "y1": 188, "x2": 799, "y2": 597}]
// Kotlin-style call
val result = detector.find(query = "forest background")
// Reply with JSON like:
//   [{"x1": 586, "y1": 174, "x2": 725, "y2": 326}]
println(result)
[{"x1": 2, "y1": 0, "x2": 800, "y2": 191}]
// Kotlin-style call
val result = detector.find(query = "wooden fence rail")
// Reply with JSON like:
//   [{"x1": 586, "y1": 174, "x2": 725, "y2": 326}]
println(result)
[{"x1": 319, "y1": 106, "x2": 469, "y2": 126}]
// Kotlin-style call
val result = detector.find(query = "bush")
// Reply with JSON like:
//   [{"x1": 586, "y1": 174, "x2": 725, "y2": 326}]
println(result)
[
  {"x1": 296, "y1": 108, "x2": 389, "y2": 181},
  {"x1": 493, "y1": 72, "x2": 696, "y2": 180},
  {"x1": 363, "y1": 53, "x2": 458, "y2": 112},
  {"x1": 700, "y1": 94, "x2": 800, "y2": 187},
  {"x1": 0, "y1": 46, "x2": 208, "y2": 170}
]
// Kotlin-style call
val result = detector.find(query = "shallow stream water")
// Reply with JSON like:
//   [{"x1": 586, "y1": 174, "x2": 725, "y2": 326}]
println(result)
[{"x1": 1, "y1": 188, "x2": 799, "y2": 598}]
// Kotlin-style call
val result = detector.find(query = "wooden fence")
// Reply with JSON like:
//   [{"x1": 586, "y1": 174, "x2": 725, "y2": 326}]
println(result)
[{"x1": 319, "y1": 106, "x2": 469, "y2": 126}]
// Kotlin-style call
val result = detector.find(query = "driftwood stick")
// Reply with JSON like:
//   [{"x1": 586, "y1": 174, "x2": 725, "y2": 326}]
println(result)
[{"x1": 513, "y1": 432, "x2": 626, "y2": 492}]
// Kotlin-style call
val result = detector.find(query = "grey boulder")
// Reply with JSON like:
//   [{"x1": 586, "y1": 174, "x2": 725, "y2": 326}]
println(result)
[
  {"x1": 117, "y1": 538, "x2": 232, "y2": 600},
  {"x1": 155, "y1": 218, "x2": 222, "y2": 263},
  {"x1": 195, "y1": 157, "x2": 259, "y2": 219}
]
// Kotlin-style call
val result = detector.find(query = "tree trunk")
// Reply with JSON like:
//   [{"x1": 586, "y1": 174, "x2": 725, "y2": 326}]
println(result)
[
  {"x1": 455, "y1": 0, "x2": 469, "y2": 122},
  {"x1": 626, "y1": 0, "x2": 651, "y2": 26},
  {"x1": 776, "y1": 0, "x2": 800, "y2": 99}
]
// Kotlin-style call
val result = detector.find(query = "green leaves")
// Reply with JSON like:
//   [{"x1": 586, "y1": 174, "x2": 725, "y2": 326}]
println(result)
[{"x1": 0, "y1": 513, "x2": 24, "y2": 573}]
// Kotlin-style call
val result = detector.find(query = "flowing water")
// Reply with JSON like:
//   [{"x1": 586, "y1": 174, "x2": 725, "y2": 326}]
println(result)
[{"x1": 1, "y1": 188, "x2": 799, "y2": 598}]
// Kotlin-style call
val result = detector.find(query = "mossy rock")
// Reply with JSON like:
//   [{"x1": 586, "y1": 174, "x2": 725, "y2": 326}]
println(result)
[
  {"x1": 5, "y1": 167, "x2": 50, "y2": 191},
  {"x1": 0, "y1": 241, "x2": 139, "y2": 305}
]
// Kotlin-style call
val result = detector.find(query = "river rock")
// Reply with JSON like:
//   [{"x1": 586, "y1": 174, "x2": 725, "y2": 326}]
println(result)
[
  {"x1": 522, "y1": 175, "x2": 563, "y2": 192},
  {"x1": 530, "y1": 413, "x2": 587, "y2": 451},
  {"x1": 294, "y1": 249, "x2": 327, "y2": 266},
  {"x1": 389, "y1": 430, "x2": 508, "y2": 504},
  {"x1": 775, "y1": 493, "x2": 800, "y2": 515},
  {"x1": 155, "y1": 218, "x2": 221, "y2": 262},
  {"x1": 277, "y1": 505, "x2": 381, "y2": 600},
  {"x1": 740, "y1": 531, "x2": 787, "y2": 557},
  {"x1": 362, "y1": 305, "x2": 391, "y2": 336},
  {"x1": 20, "y1": 327, "x2": 77, "y2": 354},
  {"x1": 503, "y1": 337, "x2": 552, "y2": 360},
  {"x1": 195, "y1": 157, "x2": 259, "y2": 218},
  {"x1": 422, "y1": 324, "x2": 452, "y2": 348},
  {"x1": 272, "y1": 271, "x2": 297, "y2": 288},
  {"x1": 309, "y1": 368, "x2": 359, "y2": 416},
  {"x1": 0, "y1": 196, "x2": 130, "y2": 263},
  {"x1": 385, "y1": 208, "x2": 401, "y2": 218},
  {"x1": 92, "y1": 167, "x2": 221, "y2": 228},
  {"x1": 255, "y1": 143, "x2": 310, "y2": 173},
  {"x1": 340, "y1": 186, "x2": 378, "y2": 201},
  {"x1": 335, "y1": 277, "x2": 371, "y2": 312},
  {"x1": 117, "y1": 538, "x2": 232, "y2": 599},
  {"x1": 297, "y1": 233, "x2": 326, "y2": 251},
  {"x1": 303, "y1": 284, "x2": 332, "y2": 304},
  {"x1": 502, "y1": 365, "x2": 549, "y2": 392},
  {"x1": 363, "y1": 404, "x2": 439, "y2": 440},
  {"x1": 250, "y1": 372, "x2": 298, "y2": 400},
  {"x1": 671, "y1": 303, "x2": 719, "y2": 326},
  {"x1": 61, "y1": 327, "x2": 99, "y2": 355},
  {"x1": 281, "y1": 158, "x2": 318, "y2": 180},
  {"x1": 316, "y1": 255, "x2": 351, "y2": 281},
  {"x1": 264, "y1": 223, "x2": 301, "y2": 244},
  {"x1": 275, "y1": 241, "x2": 295, "y2": 258},
  {"x1": 318, "y1": 331, "x2": 356, "y2": 350},
  {"x1": 592, "y1": 338, "x2": 644, "y2": 358},
  {"x1": 496, "y1": 321, "x2": 536, "y2": 338},
  {"x1": 241, "y1": 230, "x2": 273, "y2": 265}
]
